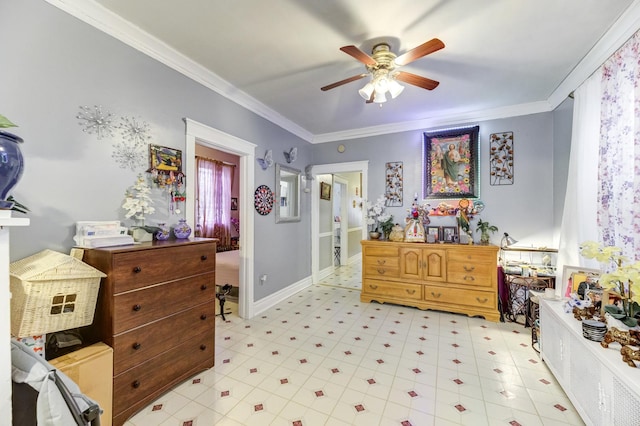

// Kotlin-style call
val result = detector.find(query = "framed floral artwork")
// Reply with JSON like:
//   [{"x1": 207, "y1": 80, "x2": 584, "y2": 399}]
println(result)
[
  {"x1": 385, "y1": 161, "x2": 403, "y2": 207},
  {"x1": 423, "y1": 126, "x2": 479, "y2": 199},
  {"x1": 490, "y1": 131, "x2": 514, "y2": 185}
]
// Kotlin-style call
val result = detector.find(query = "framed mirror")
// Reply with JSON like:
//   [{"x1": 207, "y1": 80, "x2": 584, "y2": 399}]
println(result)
[{"x1": 275, "y1": 163, "x2": 301, "y2": 223}]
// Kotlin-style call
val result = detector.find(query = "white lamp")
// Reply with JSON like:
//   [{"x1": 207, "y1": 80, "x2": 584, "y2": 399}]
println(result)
[
  {"x1": 388, "y1": 79, "x2": 405, "y2": 98},
  {"x1": 358, "y1": 82, "x2": 374, "y2": 100}
]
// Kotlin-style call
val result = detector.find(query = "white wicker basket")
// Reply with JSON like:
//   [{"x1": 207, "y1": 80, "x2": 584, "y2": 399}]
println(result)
[{"x1": 9, "y1": 249, "x2": 106, "y2": 337}]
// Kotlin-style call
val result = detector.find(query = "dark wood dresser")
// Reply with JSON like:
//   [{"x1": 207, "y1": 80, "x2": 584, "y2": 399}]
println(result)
[{"x1": 82, "y1": 238, "x2": 217, "y2": 426}]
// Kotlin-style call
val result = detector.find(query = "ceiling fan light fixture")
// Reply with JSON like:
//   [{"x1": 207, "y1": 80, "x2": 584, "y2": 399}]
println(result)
[
  {"x1": 388, "y1": 79, "x2": 405, "y2": 99},
  {"x1": 373, "y1": 90, "x2": 387, "y2": 103},
  {"x1": 358, "y1": 82, "x2": 374, "y2": 100}
]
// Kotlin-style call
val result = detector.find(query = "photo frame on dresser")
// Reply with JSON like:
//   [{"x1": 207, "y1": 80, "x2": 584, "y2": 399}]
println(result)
[
  {"x1": 561, "y1": 265, "x2": 600, "y2": 298},
  {"x1": 426, "y1": 226, "x2": 440, "y2": 243},
  {"x1": 442, "y1": 226, "x2": 458, "y2": 243}
]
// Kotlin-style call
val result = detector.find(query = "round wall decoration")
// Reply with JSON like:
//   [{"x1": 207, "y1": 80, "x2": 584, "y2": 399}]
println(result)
[{"x1": 254, "y1": 184, "x2": 274, "y2": 215}]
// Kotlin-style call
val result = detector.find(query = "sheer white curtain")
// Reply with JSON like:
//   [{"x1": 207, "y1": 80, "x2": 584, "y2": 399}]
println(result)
[
  {"x1": 196, "y1": 157, "x2": 232, "y2": 246},
  {"x1": 556, "y1": 70, "x2": 602, "y2": 295},
  {"x1": 598, "y1": 30, "x2": 640, "y2": 259}
]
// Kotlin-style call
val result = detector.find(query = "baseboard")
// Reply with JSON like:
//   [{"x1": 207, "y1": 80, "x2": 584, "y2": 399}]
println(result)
[{"x1": 253, "y1": 275, "x2": 313, "y2": 316}]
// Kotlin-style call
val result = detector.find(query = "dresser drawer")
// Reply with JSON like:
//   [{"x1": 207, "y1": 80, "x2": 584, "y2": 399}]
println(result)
[
  {"x1": 113, "y1": 330, "x2": 214, "y2": 416},
  {"x1": 363, "y1": 245, "x2": 399, "y2": 257},
  {"x1": 112, "y1": 302, "x2": 215, "y2": 375},
  {"x1": 111, "y1": 243, "x2": 216, "y2": 293},
  {"x1": 447, "y1": 263, "x2": 495, "y2": 287},
  {"x1": 362, "y1": 279, "x2": 422, "y2": 300},
  {"x1": 113, "y1": 272, "x2": 215, "y2": 334},
  {"x1": 424, "y1": 286, "x2": 496, "y2": 309},
  {"x1": 363, "y1": 261, "x2": 400, "y2": 278}
]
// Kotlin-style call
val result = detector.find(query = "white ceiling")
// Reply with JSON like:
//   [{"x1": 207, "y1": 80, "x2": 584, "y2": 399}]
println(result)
[{"x1": 50, "y1": 0, "x2": 640, "y2": 142}]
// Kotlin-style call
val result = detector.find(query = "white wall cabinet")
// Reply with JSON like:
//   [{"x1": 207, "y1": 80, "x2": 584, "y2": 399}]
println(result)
[{"x1": 540, "y1": 298, "x2": 640, "y2": 426}]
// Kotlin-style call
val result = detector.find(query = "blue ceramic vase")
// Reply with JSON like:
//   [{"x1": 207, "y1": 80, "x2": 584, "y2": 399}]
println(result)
[
  {"x1": 155, "y1": 223, "x2": 171, "y2": 240},
  {"x1": 173, "y1": 218, "x2": 192, "y2": 239},
  {"x1": 0, "y1": 131, "x2": 24, "y2": 209}
]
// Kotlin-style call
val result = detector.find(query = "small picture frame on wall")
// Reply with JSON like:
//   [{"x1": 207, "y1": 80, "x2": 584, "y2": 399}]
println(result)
[
  {"x1": 320, "y1": 182, "x2": 331, "y2": 201},
  {"x1": 149, "y1": 144, "x2": 182, "y2": 173},
  {"x1": 231, "y1": 197, "x2": 238, "y2": 210},
  {"x1": 442, "y1": 226, "x2": 458, "y2": 243}
]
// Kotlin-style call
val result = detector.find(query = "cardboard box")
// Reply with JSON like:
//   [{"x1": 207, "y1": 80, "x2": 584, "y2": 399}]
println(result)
[{"x1": 49, "y1": 342, "x2": 113, "y2": 426}]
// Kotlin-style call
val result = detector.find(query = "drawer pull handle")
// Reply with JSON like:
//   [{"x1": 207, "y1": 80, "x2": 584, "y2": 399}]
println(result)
[
  {"x1": 406, "y1": 289, "x2": 416, "y2": 295},
  {"x1": 370, "y1": 284, "x2": 378, "y2": 290},
  {"x1": 464, "y1": 275, "x2": 475, "y2": 281},
  {"x1": 201, "y1": 255, "x2": 208, "y2": 261},
  {"x1": 200, "y1": 314, "x2": 207, "y2": 320},
  {"x1": 201, "y1": 284, "x2": 208, "y2": 290},
  {"x1": 132, "y1": 342, "x2": 141, "y2": 350},
  {"x1": 133, "y1": 266, "x2": 142, "y2": 273},
  {"x1": 377, "y1": 268, "x2": 386, "y2": 275},
  {"x1": 476, "y1": 297, "x2": 488, "y2": 304},
  {"x1": 431, "y1": 292, "x2": 441, "y2": 298},
  {"x1": 200, "y1": 344, "x2": 207, "y2": 351},
  {"x1": 464, "y1": 266, "x2": 475, "y2": 272},
  {"x1": 132, "y1": 380, "x2": 140, "y2": 389},
  {"x1": 377, "y1": 259, "x2": 386, "y2": 265},
  {"x1": 132, "y1": 304, "x2": 142, "y2": 312}
]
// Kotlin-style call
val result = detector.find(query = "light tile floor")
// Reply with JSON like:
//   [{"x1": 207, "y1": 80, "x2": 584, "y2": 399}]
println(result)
[{"x1": 124, "y1": 262, "x2": 585, "y2": 426}]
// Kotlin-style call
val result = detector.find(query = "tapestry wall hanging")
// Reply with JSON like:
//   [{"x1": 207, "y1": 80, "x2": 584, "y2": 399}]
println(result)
[
  {"x1": 489, "y1": 131, "x2": 514, "y2": 185},
  {"x1": 423, "y1": 126, "x2": 479, "y2": 199},
  {"x1": 384, "y1": 161, "x2": 403, "y2": 206}
]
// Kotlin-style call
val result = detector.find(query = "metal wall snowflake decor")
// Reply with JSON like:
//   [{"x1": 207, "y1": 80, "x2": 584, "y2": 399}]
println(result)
[
  {"x1": 76, "y1": 105, "x2": 117, "y2": 140},
  {"x1": 119, "y1": 116, "x2": 151, "y2": 146},
  {"x1": 112, "y1": 141, "x2": 147, "y2": 171}
]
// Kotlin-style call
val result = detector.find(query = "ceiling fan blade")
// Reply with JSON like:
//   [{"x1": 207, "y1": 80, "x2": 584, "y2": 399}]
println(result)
[
  {"x1": 321, "y1": 73, "x2": 368, "y2": 91},
  {"x1": 339, "y1": 45, "x2": 377, "y2": 66},
  {"x1": 394, "y1": 38, "x2": 445, "y2": 66},
  {"x1": 395, "y1": 71, "x2": 440, "y2": 90}
]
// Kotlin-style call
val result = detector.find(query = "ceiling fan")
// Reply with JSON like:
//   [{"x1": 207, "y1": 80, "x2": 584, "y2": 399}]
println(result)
[{"x1": 321, "y1": 38, "x2": 445, "y2": 104}]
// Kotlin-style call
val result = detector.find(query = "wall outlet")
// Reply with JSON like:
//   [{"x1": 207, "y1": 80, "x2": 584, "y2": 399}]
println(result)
[{"x1": 260, "y1": 274, "x2": 267, "y2": 284}]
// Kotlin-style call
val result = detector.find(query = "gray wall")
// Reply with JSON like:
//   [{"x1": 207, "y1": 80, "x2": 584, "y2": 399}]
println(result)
[
  {"x1": 1, "y1": 0, "x2": 310, "y2": 300},
  {"x1": 552, "y1": 97, "x2": 575, "y2": 245},
  {"x1": 312, "y1": 112, "x2": 564, "y2": 248}
]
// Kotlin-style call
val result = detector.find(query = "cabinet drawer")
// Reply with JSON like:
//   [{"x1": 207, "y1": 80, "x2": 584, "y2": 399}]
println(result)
[
  {"x1": 113, "y1": 273, "x2": 215, "y2": 334},
  {"x1": 111, "y1": 243, "x2": 216, "y2": 293},
  {"x1": 113, "y1": 330, "x2": 214, "y2": 415},
  {"x1": 424, "y1": 286, "x2": 496, "y2": 309},
  {"x1": 448, "y1": 250, "x2": 496, "y2": 265},
  {"x1": 363, "y1": 262, "x2": 399, "y2": 278},
  {"x1": 447, "y1": 263, "x2": 495, "y2": 287},
  {"x1": 362, "y1": 279, "x2": 422, "y2": 300},
  {"x1": 363, "y1": 245, "x2": 399, "y2": 257},
  {"x1": 113, "y1": 302, "x2": 215, "y2": 375}
]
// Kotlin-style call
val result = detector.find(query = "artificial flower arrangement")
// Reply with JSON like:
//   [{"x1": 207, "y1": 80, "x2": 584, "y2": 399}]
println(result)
[
  {"x1": 580, "y1": 240, "x2": 640, "y2": 325},
  {"x1": 122, "y1": 174, "x2": 155, "y2": 224},
  {"x1": 365, "y1": 195, "x2": 393, "y2": 234}
]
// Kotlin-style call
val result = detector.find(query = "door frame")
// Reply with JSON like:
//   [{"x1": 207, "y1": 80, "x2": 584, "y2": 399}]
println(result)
[
  {"x1": 333, "y1": 175, "x2": 349, "y2": 266},
  {"x1": 184, "y1": 118, "x2": 256, "y2": 319},
  {"x1": 310, "y1": 161, "x2": 368, "y2": 283}
]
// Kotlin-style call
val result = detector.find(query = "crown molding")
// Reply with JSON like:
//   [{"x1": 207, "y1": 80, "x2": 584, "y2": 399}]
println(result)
[
  {"x1": 547, "y1": 0, "x2": 640, "y2": 109},
  {"x1": 46, "y1": 0, "x2": 640, "y2": 145},
  {"x1": 44, "y1": 0, "x2": 314, "y2": 143},
  {"x1": 311, "y1": 101, "x2": 552, "y2": 143}
]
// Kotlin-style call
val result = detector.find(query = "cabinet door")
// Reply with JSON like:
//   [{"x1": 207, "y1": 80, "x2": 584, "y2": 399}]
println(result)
[
  {"x1": 399, "y1": 248, "x2": 422, "y2": 280},
  {"x1": 424, "y1": 249, "x2": 446, "y2": 281}
]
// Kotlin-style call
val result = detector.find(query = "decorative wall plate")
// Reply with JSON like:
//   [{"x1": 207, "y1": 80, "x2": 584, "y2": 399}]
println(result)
[{"x1": 254, "y1": 184, "x2": 274, "y2": 215}]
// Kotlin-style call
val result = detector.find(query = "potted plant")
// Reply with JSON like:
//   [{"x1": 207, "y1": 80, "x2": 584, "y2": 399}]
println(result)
[{"x1": 476, "y1": 219, "x2": 498, "y2": 244}]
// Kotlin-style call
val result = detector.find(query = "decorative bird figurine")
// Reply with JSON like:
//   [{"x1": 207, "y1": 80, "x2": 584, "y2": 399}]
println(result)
[
  {"x1": 257, "y1": 149, "x2": 273, "y2": 170},
  {"x1": 284, "y1": 147, "x2": 297, "y2": 164}
]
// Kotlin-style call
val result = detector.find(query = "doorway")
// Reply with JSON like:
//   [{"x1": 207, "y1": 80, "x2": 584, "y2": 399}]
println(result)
[
  {"x1": 310, "y1": 161, "x2": 369, "y2": 283},
  {"x1": 184, "y1": 119, "x2": 257, "y2": 319}
]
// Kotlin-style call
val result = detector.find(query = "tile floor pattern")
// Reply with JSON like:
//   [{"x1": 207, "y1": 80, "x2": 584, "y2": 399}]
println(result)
[{"x1": 125, "y1": 262, "x2": 585, "y2": 426}]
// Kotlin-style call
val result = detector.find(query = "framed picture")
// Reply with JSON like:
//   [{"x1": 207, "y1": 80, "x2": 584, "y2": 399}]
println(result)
[
  {"x1": 423, "y1": 126, "x2": 479, "y2": 199},
  {"x1": 149, "y1": 144, "x2": 182, "y2": 174},
  {"x1": 561, "y1": 265, "x2": 601, "y2": 298},
  {"x1": 385, "y1": 161, "x2": 403, "y2": 206},
  {"x1": 490, "y1": 131, "x2": 514, "y2": 185},
  {"x1": 231, "y1": 197, "x2": 238, "y2": 210},
  {"x1": 426, "y1": 226, "x2": 441, "y2": 242},
  {"x1": 442, "y1": 226, "x2": 458, "y2": 243},
  {"x1": 320, "y1": 181, "x2": 331, "y2": 201}
]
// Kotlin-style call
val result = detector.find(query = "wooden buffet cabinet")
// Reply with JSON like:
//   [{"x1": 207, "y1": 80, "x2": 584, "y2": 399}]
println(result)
[
  {"x1": 82, "y1": 238, "x2": 217, "y2": 426},
  {"x1": 361, "y1": 240, "x2": 499, "y2": 321}
]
